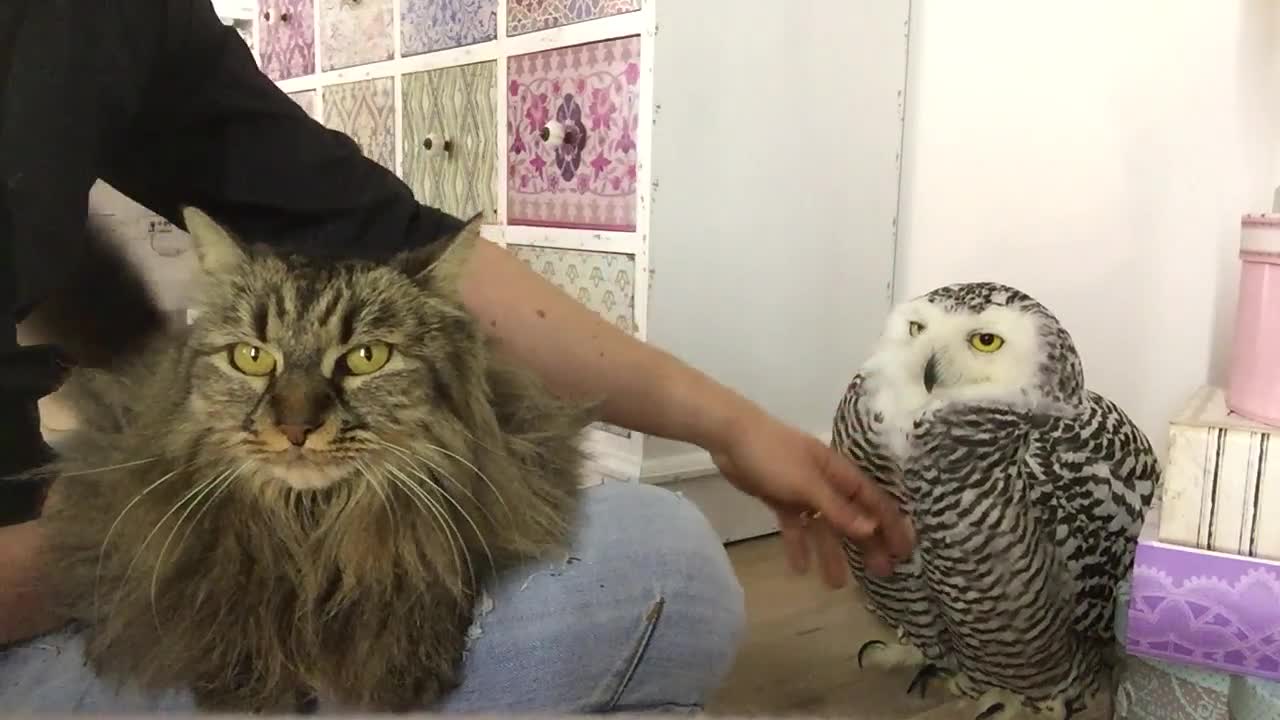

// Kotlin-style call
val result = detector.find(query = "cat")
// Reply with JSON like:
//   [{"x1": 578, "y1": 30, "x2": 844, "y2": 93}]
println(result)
[{"x1": 35, "y1": 207, "x2": 594, "y2": 712}]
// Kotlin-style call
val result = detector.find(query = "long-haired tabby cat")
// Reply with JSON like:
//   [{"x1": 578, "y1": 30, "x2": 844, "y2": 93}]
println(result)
[{"x1": 35, "y1": 208, "x2": 593, "y2": 712}]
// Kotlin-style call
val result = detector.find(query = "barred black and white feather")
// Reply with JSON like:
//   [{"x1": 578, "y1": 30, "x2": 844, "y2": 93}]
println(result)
[{"x1": 832, "y1": 281, "x2": 1159, "y2": 715}]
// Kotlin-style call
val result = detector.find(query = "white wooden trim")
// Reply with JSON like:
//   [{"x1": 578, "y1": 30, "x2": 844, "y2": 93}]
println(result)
[
  {"x1": 494, "y1": 0, "x2": 510, "y2": 225},
  {"x1": 503, "y1": 11, "x2": 643, "y2": 57},
  {"x1": 582, "y1": 429, "x2": 642, "y2": 482},
  {"x1": 497, "y1": 225, "x2": 642, "y2": 254},
  {"x1": 392, "y1": 0, "x2": 404, "y2": 178}
]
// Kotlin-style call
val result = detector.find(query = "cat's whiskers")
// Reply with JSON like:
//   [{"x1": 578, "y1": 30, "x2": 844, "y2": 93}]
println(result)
[
  {"x1": 108, "y1": 467, "x2": 235, "y2": 623},
  {"x1": 374, "y1": 462, "x2": 468, "y2": 588},
  {"x1": 387, "y1": 460, "x2": 497, "y2": 582},
  {"x1": 62, "y1": 456, "x2": 161, "y2": 477},
  {"x1": 93, "y1": 459, "x2": 199, "y2": 623},
  {"x1": 150, "y1": 464, "x2": 245, "y2": 629},
  {"x1": 377, "y1": 439, "x2": 510, "y2": 520},
  {"x1": 356, "y1": 459, "x2": 398, "y2": 529},
  {"x1": 376, "y1": 443, "x2": 496, "y2": 525}
]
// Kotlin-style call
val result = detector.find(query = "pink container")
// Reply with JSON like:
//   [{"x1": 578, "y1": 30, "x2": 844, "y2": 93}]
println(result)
[{"x1": 1226, "y1": 214, "x2": 1280, "y2": 426}]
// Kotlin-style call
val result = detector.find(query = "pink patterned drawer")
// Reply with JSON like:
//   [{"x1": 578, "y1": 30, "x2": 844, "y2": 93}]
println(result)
[
  {"x1": 1126, "y1": 527, "x2": 1280, "y2": 683},
  {"x1": 507, "y1": 245, "x2": 636, "y2": 334},
  {"x1": 259, "y1": 0, "x2": 316, "y2": 81},
  {"x1": 319, "y1": 0, "x2": 394, "y2": 71},
  {"x1": 401, "y1": 0, "x2": 497, "y2": 57},
  {"x1": 507, "y1": 36, "x2": 640, "y2": 231},
  {"x1": 322, "y1": 78, "x2": 397, "y2": 172},
  {"x1": 507, "y1": 0, "x2": 640, "y2": 36}
]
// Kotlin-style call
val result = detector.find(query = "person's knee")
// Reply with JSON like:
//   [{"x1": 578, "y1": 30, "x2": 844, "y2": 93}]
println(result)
[{"x1": 584, "y1": 481, "x2": 746, "y2": 710}]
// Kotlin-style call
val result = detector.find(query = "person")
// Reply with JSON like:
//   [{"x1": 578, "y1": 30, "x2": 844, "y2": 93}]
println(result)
[{"x1": 0, "y1": 0, "x2": 915, "y2": 713}]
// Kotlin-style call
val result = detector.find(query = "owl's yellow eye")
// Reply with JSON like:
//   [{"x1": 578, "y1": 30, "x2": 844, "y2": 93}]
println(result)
[
  {"x1": 229, "y1": 343, "x2": 277, "y2": 376},
  {"x1": 908, "y1": 321, "x2": 925, "y2": 337},
  {"x1": 969, "y1": 332, "x2": 1005, "y2": 353},
  {"x1": 343, "y1": 342, "x2": 392, "y2": 375}
]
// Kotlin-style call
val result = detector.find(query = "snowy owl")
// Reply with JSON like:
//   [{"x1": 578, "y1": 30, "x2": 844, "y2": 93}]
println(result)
[{"x1": 831, "y1": 282, "x2": 1159, "y2": 720}]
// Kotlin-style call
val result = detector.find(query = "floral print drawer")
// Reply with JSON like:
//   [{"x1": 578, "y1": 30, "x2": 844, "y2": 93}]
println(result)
[
  {"x1": 319, "y1": 0, "x2": 395, "y2": 71},
  {"x1": 401, "y1": 0, "x2": 497, "y2": 57},
  {"x1": 322, "y1": 78, "x2": 397, "y2": 171},
  {"x1": 507, "y1": 245, "x2": 636, "y2": 334},
  {"x1": 507, "y1": 0, "x2": 640, "y2": 37},
  {"x1": 507, "y1": 36, "x2": 640, "y2": 232},
  {"x1": 259, "y1": 0, "x2": 315, "y2": 81},
  {"x1": 402, "y1": 62, "x2": 498, "y2": 221},
  {"x1": 288, "y1": 90, "x2": 319, "y2": 120}
]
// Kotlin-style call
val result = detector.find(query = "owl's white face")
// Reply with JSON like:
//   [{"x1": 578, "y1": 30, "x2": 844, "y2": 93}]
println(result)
[{"x1": 867, "y1": 298, "x2": 1045, "y2": 408}]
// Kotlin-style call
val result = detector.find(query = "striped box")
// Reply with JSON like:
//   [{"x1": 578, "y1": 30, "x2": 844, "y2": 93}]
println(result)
[{"x1": 1157, "y1": 385, "x2": 1280, "y2": 559}]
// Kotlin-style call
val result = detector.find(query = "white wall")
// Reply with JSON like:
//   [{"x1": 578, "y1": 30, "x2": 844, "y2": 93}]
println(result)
[
  {"x1": 896, "y1": 0, "x2": 1280, "y2": 455},
  {"x1": 641, "y1": 0, "x2": 910, "y2": 472}
]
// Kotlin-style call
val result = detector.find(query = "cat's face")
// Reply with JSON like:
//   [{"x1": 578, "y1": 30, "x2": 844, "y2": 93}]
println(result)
[{"x1": 178, "y1": 208, "x2": 484, "y2": 492}]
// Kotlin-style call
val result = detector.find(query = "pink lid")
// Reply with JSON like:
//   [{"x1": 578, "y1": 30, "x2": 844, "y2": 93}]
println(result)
[{"x1": 1242, "y1": 213, "x2": 1280, "y2": 227}]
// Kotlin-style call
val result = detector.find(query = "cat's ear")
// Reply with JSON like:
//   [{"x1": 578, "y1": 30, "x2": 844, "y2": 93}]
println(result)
[
  {"x1": 181, "y1": 206, "x2": 248, "y2": 276},
  {"x1": 394, "y1": 212, "x2": 484, "y2": 293}
]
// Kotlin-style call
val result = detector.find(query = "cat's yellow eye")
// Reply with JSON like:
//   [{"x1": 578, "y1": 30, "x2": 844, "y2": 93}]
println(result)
[
  {"x1": 969, "y1": 332, "x2": 1005, "y2": 353},
  {"x1": 908, "y1": 321, "x2": 925, "y2": 337},
  {"x1": 229, "y1": 343, "x2": 277, "y2": 376},
  {"x1": 343, "y1": 342, "x2": 392, "y2": 376}
]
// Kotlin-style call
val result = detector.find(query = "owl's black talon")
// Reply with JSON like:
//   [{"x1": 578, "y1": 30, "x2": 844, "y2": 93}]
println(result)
[
  {"x1": 975, "y1": 702, "x2": 1005, "y2": 720},
  {"x1": 906, "y1": 663, "x2": 945, "y2": 698},
  {"x1": 857, "y1": 640, "x2": 887, "y2": 669}
]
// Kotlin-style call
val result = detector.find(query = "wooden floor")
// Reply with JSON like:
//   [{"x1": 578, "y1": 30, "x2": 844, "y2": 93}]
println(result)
[{"x1": 708, "y1": 536, "x2": 1113, "y2": 719}]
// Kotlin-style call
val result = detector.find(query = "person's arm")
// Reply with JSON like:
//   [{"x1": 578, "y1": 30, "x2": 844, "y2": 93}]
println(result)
[
  {"x1": 459, "y1": 240, "x2": 752, "y2": 449},
  {"x1": 0, "y1": 521, "x2": 62, "y2": 646}
]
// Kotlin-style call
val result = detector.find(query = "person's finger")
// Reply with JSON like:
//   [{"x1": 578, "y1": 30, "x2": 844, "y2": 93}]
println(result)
[
  {"x1": 817, "y1": 444, "x2": 915, "y2": 557},
  {"x1": 814, "y1": 522, "x2": 849, "y2": 589},
  {"x1": 808, "y1": 482, "x2": 879, "y2": 544},
  {"x1": 777, "y1": 511, "x2": 811, "y2": 574},
  {"x1": 861, "y1": 544, "x2": 896, "y2": 578}
]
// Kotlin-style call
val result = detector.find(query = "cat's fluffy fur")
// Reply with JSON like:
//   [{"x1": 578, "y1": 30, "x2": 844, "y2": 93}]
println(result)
[{"x1": 37, "y1": 209, "x2": 593, "y2": 712}]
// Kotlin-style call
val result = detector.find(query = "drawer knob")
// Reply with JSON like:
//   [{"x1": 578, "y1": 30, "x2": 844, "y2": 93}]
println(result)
[
  {"x1": 262, "y1": 7, "x2": 273, "y2": 21},
  {"x1": 539, "y1": 121, "x2": 577, "y2": 149},
  {"x1": 280, "y1": 10, "x2": 291, "y2": 22},
  {"x1": 422, "y1": 134, "x2": 453, "y2": 157}
]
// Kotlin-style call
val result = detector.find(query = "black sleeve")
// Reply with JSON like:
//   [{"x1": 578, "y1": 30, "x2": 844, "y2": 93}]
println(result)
[{"x1": 99, "y1": 0, "x2": 463, "y2": 260}]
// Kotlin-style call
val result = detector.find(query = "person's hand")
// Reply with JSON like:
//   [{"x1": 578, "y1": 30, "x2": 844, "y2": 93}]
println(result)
[{"x1": 709, "y1": 407, "x2": 914, "y2": 588}]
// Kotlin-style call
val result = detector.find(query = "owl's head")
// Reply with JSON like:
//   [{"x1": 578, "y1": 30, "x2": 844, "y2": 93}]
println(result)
[{"x1": 876, "y1": 282, "x2": 1084, "y2": 408}]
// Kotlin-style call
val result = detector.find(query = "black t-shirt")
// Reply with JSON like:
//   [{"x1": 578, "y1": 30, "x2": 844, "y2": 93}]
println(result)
[{"x1": 0, "y1": 0, "x2": 464, "y2": 524}]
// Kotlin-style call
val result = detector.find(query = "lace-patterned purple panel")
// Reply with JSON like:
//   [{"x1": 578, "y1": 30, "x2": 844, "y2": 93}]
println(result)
[
  {"x1": 1126, "y1": 540, "x2": 1280, "y2": 683},
  {"x1": 507, "y1": 0, "x2": 640, "y2": 36},
  {"x1": 259, "y1": 0, "x2": 316, "y2": 81},
  {"x1": 507, "y1": 36, "x2": 640, "y2": 231},
  {"x1": 401, "y1": 0, "x2": 497, "y2": 57}
]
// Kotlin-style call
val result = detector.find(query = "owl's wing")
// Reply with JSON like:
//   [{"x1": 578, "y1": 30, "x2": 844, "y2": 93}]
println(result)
[
  {"x1": 831, "y1": 373, "x2": 905, "y2": 502},
  {"x1": 832, "y1": 374, "x2": 950, "y2": 657},
  {"x1": 1024, "y1": 392, "x2": 1160, "y2": 642}
]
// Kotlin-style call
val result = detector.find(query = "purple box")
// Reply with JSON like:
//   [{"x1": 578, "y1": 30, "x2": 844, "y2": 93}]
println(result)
[{"x1": 1127, "y1": 507, "x2": 1280, "y2": 681}]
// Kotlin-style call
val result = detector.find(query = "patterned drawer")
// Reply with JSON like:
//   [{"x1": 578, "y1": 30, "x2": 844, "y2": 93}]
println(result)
[
  {"x1": 402, "y1": 62, "x2": 498, "y2": 221},
  {"x1": 259, "y1": 0, "x2": 315, "y2": 81},
  {"x1": 319, "y1": 0, "x2": 395, "y2": 71},
  {"x1": 508, "y1": 245, "x2": 636, "y2": 334},
  {"x1": 507, "y1": 36, "x2": 641, "y2": 231},
  {"x1": 508, "y1": 0, "x2": 640, "y2": 36},
  {"x1": 322, "y1": 78, "x2": 396, "y2": 172},
  {"x1": 401, "y1": 0, "x2": 497, "y2": 57},
  {"x1": 288, "y1": 90, "x2": 319, "y2": 120}
]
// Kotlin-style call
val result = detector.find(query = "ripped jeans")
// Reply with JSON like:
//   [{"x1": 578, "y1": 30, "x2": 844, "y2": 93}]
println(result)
[{"x1": 0, "y1": 481, "x2": 747, "y2": 713}]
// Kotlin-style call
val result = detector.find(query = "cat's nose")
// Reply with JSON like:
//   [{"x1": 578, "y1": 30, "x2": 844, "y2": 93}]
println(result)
[{"x1": 277, "y1": 424, "x2": 315, "y2": 447}]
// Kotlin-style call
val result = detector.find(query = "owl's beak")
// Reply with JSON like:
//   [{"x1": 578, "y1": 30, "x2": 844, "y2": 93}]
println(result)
[{"x1": 923, "y1": 353, "x2": 939, "y2": 393}]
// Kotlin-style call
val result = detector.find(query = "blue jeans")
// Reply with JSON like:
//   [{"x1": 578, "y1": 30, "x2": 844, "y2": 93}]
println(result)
[{"x1": 0, "y1": 481, "x2": 746, "y2": 713}]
